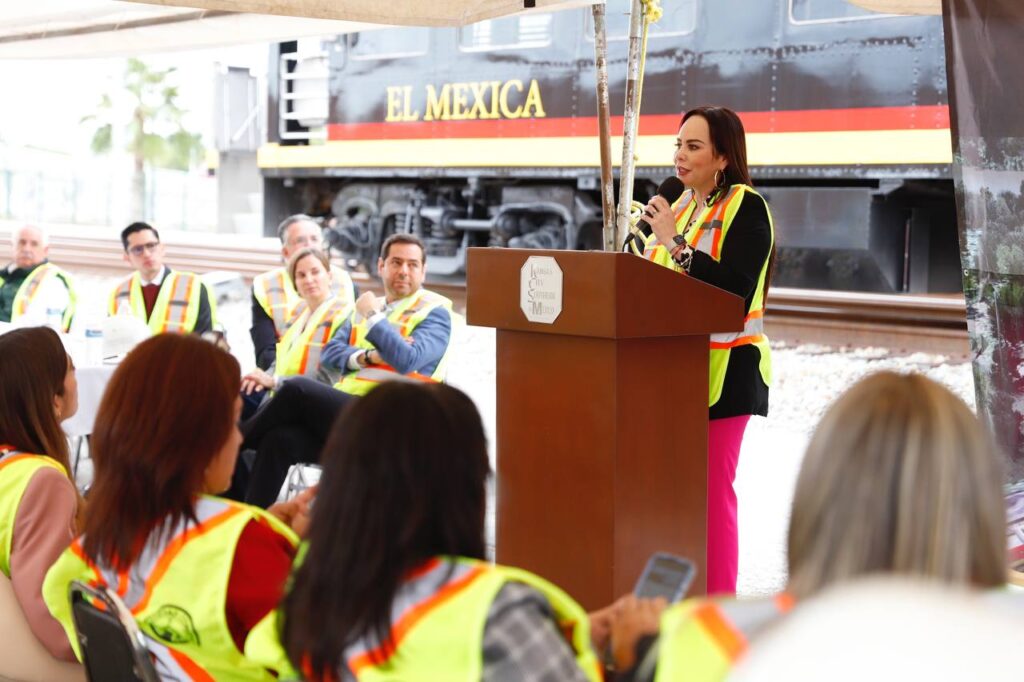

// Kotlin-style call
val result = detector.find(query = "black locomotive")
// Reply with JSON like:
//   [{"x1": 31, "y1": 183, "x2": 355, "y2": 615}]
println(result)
[{"x1": 260, "y1": 0, "x2": 959, "y2": 293}]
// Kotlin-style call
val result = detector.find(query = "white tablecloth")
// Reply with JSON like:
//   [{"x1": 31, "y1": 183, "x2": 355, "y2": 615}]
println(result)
[{"x1": 62, "y1": 365, "x2": 117, "y2": 438}]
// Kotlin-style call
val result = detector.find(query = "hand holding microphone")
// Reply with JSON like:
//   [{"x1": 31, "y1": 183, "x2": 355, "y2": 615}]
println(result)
[{"x1": 624, "y1": 176, "x2": 685, "y2": 252}]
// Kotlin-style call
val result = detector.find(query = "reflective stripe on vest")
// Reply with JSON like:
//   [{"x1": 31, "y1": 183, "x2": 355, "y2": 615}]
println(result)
[
  {"x1": 0, "y1": 447, "x2": 66, "y2": 577},
  {"x1": 654, "y1": 594, "x2": 793, "y2": 682},
  {"x1": 636, "y1": 184, "x2": 774, "y2": 407},
  {"x1": 43, "y1": 495, "x2": 298, "y2": 681},
  {"x1": 340, "y1": 557, "x2": 602, "y2": 682},
  {"x1": 253, "y1": 269, "x2": 294, "y2": 337},
  {"x1": 109, "y1": 271, "x2": 204, "y2": 335},
  {"x1": 148, "y1": 637, "x2": 216, "y2": 682},
  {"x1": 4, "y1": 263, "x2": 77, "y2": 332},
  {"x1": 275, "y1": 298, "x2": 352, "y2": 378},
  {"x1": 255, "y1": 266, "x2": 356, "y2": 339},
  {"x1": 334, "y1": 289, "x2": 455, "y2": 396}
]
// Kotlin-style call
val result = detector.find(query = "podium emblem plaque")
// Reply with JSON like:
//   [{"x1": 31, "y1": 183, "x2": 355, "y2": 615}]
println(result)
[{"x1": 520, "y1": 255, "x2": 563, "y2": 324}]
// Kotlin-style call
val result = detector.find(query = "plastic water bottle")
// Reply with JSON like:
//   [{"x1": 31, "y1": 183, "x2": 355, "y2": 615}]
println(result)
[
  {"x1": 45, "y1": 308, "x2": 63, "y2": 332},
  {"x1": 85, "y1": 325, "x2": 104, "y2": 366}
]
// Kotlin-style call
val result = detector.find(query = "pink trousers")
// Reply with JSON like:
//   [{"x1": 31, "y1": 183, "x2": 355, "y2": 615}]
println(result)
[{"x1": 706, "y1": 414, "x2": 751, "y2": 596}]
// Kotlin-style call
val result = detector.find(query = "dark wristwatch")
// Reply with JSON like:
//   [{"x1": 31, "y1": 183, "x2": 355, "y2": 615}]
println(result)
[
  {"x1": 673, "y1": 243, "x2": 695, "y2": 272},
  {"x1": 672, "y1": 234, "x2": 688, "y2": 247}
]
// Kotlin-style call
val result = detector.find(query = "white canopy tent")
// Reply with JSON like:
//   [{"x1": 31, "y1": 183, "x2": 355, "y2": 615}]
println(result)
[
  {"x1": 846, "y1": 0, "x2": 939, "y2": 13},
  {"x1": 0, "y1": 0, "x2": 618, "y2": 245},
  {"x1": 0, "y1": 0, "x2": 600, "y2": 58},
  {"x1": 123, "y1": 0, "x2": 599, "y2": 26},
  {"x1": 0, "y1": 2, "x2": 371, "y2": 58}
]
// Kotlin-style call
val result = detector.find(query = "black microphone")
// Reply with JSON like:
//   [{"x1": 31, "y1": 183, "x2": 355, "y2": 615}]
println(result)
[
  {"x1": 624, "y1": 176, "x2": 685, "y2": 252},
  {"x1": 637, "y1": 176, "x2": 685, "y2": 237}
]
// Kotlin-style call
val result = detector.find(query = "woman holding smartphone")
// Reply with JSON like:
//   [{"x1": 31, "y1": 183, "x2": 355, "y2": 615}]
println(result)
[{"x1": 615, "y1": 372, "x2": 1009, "y2": 682}]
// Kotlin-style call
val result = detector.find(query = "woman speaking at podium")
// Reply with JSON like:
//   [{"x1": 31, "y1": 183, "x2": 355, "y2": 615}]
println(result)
[{"x1": 631, "y1": 106, "x2": 775, "y2": 595}]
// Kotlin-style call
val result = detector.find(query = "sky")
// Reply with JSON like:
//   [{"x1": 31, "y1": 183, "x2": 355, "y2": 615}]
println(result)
[{"x1": 0, "y1": 43, "x2": 269, "y2": 154}]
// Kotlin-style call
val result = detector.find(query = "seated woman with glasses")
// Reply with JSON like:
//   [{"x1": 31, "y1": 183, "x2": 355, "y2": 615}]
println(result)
[
  {"x1": 0, "y1": 327, "x2": 82, "y2": 668},
  {"x1": 43, "y1": 334, "x2": 311, "y2": 680}
]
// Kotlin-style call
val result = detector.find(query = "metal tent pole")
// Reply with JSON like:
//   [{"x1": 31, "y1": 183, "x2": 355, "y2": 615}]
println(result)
[
  {"x1": 592, "y1": 3, "x2": 616, "y2": 251},
  {"x1": 615, "y1": 0, "x2": 645, "y2": 250}
]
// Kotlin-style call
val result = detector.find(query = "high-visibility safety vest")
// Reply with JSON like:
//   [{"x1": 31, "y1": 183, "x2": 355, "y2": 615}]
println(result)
[
  {"x1": 253, "y1": 265, "x2": 355, "y2": 339},
  {"x1": 334, "y1": 288, "x2": 455, "y2": 396},
  {"x1": 632, "y1": 184, "x2": 774, "y2": 407},
  {"x1": 0, "y1": 263, "x2": 78, "y2": 332},
  {"x1": 0, "y1": 446, "x2": 67, "y2": 578},
  {"x1": 43, "y1": 495, "x2": 299, "y2": 682},
  {"x1": 274, "y1": 297, "x2": 352, "y2": 379},
  {"x1": 148, "y1": 636, "x2": 215, "y2": 682},
  {"x1": 108, "y1": 271, "x2": 214, "y2": 335},
  {"x1": 250, "y1": 556, "x2": 603, "y2": 682},
  {"x1": 654, "y1": 594, "x2": 793, "y2": 682}
]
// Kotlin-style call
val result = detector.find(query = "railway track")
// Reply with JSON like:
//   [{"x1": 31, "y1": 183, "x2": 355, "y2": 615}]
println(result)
[
  {"x1": 1, "y1": 226, "x2": 969, "y2": 358},
  {"x1": 764, "y1": 288, "x2": 968, "y2": 359}
]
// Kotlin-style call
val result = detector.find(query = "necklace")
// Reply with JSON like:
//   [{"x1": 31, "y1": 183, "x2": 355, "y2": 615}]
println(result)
[{"x1": 684, "y1": 201, "x2": 702, "y2": 232}]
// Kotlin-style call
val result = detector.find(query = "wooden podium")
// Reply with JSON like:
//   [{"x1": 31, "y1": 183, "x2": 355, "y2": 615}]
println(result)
[{"x1": 466, "y1": 248, "x2": 744, "y2": 609}]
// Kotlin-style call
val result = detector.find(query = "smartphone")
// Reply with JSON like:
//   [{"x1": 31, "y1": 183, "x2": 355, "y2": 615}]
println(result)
[{"x1": 633, "y1": 552, "x2": 696, "y2": 602}]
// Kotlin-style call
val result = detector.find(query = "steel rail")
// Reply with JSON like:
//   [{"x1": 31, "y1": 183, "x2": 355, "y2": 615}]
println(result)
[
  {"x1": 766, "y1": 287, "x2": 967, "y2": 330},
  {"x1": 0, "y1": 229, "x2": 967, "y2": 346}
]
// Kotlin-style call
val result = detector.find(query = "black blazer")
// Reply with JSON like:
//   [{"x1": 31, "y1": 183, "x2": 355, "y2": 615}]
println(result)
[{"x1": 687, "y1": 189, "x2": 772, "y2": 420}]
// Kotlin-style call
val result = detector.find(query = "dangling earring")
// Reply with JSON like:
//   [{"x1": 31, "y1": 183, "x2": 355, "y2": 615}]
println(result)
[{"x1": 706, "y1": 168, "x2": 727, "y2": 207}]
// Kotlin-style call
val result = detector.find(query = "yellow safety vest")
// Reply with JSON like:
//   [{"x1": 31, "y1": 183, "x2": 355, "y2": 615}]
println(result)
[
  {"x1": 334, "y1": 289, "x2": 455, "y2": 396},
  {"x1": 0, "y1": 446, "x2": 67, "y2": 577},
  {"x1": 655, "y1": 594, "x2": 793, "y2": 682},
  {"x1": 633, "y1": 184, "x2": 774, "y2": 407},
  {"x1": 147, "y1": 637, "x2": 215, "y2": 681},
  {"x1": 274, "y1": 297, "x2": 352, "y2": 379},
  {"x1": 0, "y1": 263, "x2": 78, "y2": 332},
  {"x1": 251, "y1": 556, "x2": 602, "y2": 682},
  {"x1": 108, "y1": 270, "x2": 215, "y2": 335},
  {"x1": 253, "y1": 265, "x2": 355, "y2": 339},
  {"x1": 43, "y1": 496, "x2": 298, "y2": 682}
]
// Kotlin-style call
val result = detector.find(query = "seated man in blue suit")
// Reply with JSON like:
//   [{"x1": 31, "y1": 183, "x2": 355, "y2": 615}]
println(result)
[{"x1": 235, "y1": 234, "x2": 456, "y2": 506}]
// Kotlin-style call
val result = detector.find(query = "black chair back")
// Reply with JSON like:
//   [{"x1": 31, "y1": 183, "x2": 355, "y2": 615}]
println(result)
[{"x1": 69, "y1": 580, "x2": 161, "y2": 682}]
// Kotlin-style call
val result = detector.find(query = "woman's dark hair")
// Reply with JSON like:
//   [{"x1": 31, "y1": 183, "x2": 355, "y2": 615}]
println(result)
[
  {"x1": 82, "y1": 334, "x2": 240, "y2": 569},
  {"x1": 0, "y1": 327, "x2": 72, "y2": 470},
  {"x1": 681, "y1": 105, "x2": 753, "y2": 189},
  {"x1": 282, "y1": 382, "x2": 490, "y2": 679},
  {"x1": 682, "y1": 105, "x2": 775, "y2": 303}
]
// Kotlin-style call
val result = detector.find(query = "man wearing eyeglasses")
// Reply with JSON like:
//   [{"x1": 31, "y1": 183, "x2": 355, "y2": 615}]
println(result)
[{"x1": 108, "y1": 222, "x2": 214, "y2": 335}]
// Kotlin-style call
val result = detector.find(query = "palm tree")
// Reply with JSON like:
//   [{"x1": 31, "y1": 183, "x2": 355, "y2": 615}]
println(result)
[{"x1": 83, "y1": 58, "x2": 204, "y2": 220}]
